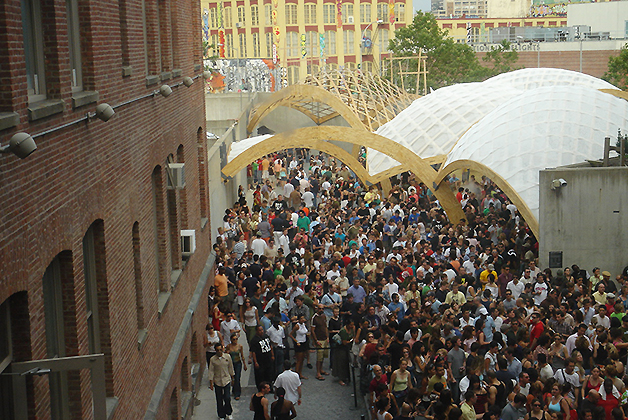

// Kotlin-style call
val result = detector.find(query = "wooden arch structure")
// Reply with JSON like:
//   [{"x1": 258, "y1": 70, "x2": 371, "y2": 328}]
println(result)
[
  {"x1": 434, "y1": 159, "x2": 540, "y2": 239},
  {"x1": 223, "y1": 126, "x2": 466, "y2": 225}
]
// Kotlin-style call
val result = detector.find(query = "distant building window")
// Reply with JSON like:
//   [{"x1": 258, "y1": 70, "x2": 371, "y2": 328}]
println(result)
[
  {"x1": 239, "y1": 32, "x2": 247, "y2": 57},
  {"x1": 287, "y1": 65, "x2": 299, "y2": 85},
  {"x1": 394, "y1": 3, "x2": 405, "y2": 22},
  {"x1": 305, "y1": 31, "x2": 319, "y2": 56},
  {"x1": 266, "y1": 32, "x2": 273, "y2": 57},
  {"x1": 304, "y1": 4, "x2": 317, "y2": 24},
  {"x1": 264, "y1": 4, "x2": 272, "y2": 26},
  {"x1": 67, "y1": 0, "x2": 83, "y2": 92},
  {"x1": 286, "y1": 31, "x2": 299, "y2": 57},
  {"x1": 323, "y1": 4, "x2": 336, "y2": 24},
  {"x1": 237, "y1": 6, "x2": 245, "y2": 25},
  {"x1": 224, "y1": 7, "x2": 232, "y2": 28},
  {"x1": 251, "y1": 5, "x2": 259, "y2": 26},
  {"x1": 360, "y1": 4, "x2": 371, "y2": 23},
  {"x1": 285, "y1": 4, "x2": 297, "y2": 25},
  {"x1": 378, "y1": 29, "x2": 389, "y2": 51},
  {"x1": 210, "y1": 8, "x2": 219, "y2": 28},
  {"x1": 252, "y1": 32, "x2": 260, "y2": 57},
  {"x1": 226, "y1": 33, "x2": 234, "y2": 57},
  {"x1": 342, "y1": 3, "x2": 354, "y2": 23},
  {"x1": 376, "y1": 3, "x2": 387, "y2": 21},
  {"x1": 324, "y1": 30, "x2": 336, "y2": 55},
  {"x1": 343, "y1": 30, "x2": 355, "y2": 54}
]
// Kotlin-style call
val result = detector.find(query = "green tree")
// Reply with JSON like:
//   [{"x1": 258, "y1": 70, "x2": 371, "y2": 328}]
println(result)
[
  {"x1": 389, "y1": 11, "x2": 485, "y2": 89},
  {"x1": 604, "y1": 44, "x2": 628, "y2": 90},
  {"x1": 482, "y1": 40, "x2": 521, "y2": 77}
]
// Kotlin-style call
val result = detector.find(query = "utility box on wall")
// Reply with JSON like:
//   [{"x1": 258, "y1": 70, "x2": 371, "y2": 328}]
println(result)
[{"x1": 539, "y1": 165, "x2": 628, "y2": 278}]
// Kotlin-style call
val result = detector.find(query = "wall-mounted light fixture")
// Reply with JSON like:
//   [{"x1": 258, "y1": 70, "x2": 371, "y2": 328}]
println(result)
[
  {"x1": 0, "y1": 132, "x2": 37, "y2": 159},
  {"x1": 182, "y1": 76, "x2": 194, "y2": 87},
  {"x1": 159, "y1": 85, "x2": 173, "y2": 97},
  {"x1": 92, "y1": 103, "x2": 115, "y2": 122}
]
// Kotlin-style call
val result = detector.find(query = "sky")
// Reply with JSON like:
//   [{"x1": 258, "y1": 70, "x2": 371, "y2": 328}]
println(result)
[{"x1": 414, "y1": 0, "x2": 431, "y2": 13}]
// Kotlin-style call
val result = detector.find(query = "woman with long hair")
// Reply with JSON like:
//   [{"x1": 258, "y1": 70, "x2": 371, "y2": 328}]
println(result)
[
  {"x1": 375, "y1": 397, "x2": 394, "y2": 420},
  {"x1": 289, "y1": 315, "x2": 310, "y2": 380},
  {"x1": 332, "y1": 318, "x2": 356, "y2": 386},
  {"x1": 226, "y1": 333, "x2": 247, "y2": 400},
  {"x1": 527, "y1": 398, "x2": 552, "y2": 420},
  {"x1": 270, "y1": 387, "x2": 296, "y2": 420},
  {"x1": 243, "y1": 298, "x2": 260, "y2": 344}
]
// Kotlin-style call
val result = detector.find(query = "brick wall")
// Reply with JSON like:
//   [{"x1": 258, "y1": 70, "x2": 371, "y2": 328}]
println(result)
[
  {"x1": 477, "y1": 49, "x2": 621, "y2": 79},
  {"x1": 0, "y1": 0, "x2": 211, "y2": 419}
]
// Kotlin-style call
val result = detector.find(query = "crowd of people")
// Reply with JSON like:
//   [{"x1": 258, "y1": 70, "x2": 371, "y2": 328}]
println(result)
[{"x1": 204, "y1": 149, "x2": 628, "y2": 420}]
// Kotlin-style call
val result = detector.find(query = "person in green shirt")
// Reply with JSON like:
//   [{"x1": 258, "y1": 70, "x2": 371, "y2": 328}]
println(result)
[{"x1": 296, "y1": 210, "x2": 310, "y2": 232}]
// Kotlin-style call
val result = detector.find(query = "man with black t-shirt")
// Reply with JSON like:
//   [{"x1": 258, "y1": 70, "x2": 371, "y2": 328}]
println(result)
[
  {"x1": 250, "y1": 325, "x2": 275, "y2": 386},
  {"x1": 272, "y1": 195, "x2": 288, "y2": 212}
]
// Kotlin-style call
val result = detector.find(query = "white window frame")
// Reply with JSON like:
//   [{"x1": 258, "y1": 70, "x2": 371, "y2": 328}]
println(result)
[
  {"x1": 239, "y1": 32, "x2": 247, "y2": 57},
  {"x1": 251, "y1": 5, "x2": 259, "y2": 26},
  {"x1": 323, "y1": 4, "x2": 335, "y2": 24},
  {"x1": 343, "y1": 30, "x2": 355, "y2": 54},
  {"x1": 252, "y1": 32, "x2": 260, "y2": 57},
  {"x1": 377, "y1": 3, "x2": 387, "y2": 21},
  {"x1": 286, "y1": 31, "x2": 299, "y2": 57},
  {"x1": 285, "y1": 4, "x2": 297, "y2": 25},
  {"x1": 341, "y1": 3, "x2": 354, "y2": 24},
  {"x1": 324, "y1": 30, "x2": 336, "y2": 55},
  {"x1": 304, "y1": 4, "x2": 317, "y2": 24},
  {"x1": 264, "y1": 4, "x2": 272, "y2": 26},
  {"x1": 226, "y1": 33, "x2": 234, "y2": 57},
  {"x1": 237, "y1": 6, "x2": 246, "y2": 25},
  {"x1": 224, "y1": 7, "x2": 232, "y2": 28},
  {"x1": 210, "y1": 8, "x2": 218, "y2": 28},
  {"x1": 395, "y1": 3, "x2": 405, "y2": 22}
]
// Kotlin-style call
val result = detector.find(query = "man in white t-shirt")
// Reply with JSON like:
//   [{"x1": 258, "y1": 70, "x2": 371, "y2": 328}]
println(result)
[
  {"x1": 532, "y1": 275, "x2": 548, "y2": 306},
  {"x1": 220, "y1": 312, "x2": 241, "y2": 346},
  {"x1": 251, "y1": 233, "x2": 267, "y2": 257},
  {"x1": 274, "y1": 360, "x2": 302, "y2": 405},
  {"x1": 302, "y1": 188, "x2": 314, "y2": 208},
  {"x1": 507, "y1": 276, "x2": 525, "y2": 300}
]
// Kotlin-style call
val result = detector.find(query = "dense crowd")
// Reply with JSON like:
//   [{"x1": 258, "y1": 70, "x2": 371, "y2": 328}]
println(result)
[{"x1": 204, "y1": 149, "x2": 628, "y2": 420}]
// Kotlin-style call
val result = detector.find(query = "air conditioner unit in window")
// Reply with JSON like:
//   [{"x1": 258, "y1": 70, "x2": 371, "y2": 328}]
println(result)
[
  {"x1": 181, "y1": 230, "x2": 196, "y2": 257},
  {"x1": 347, "y1": 16, "x2": 354, "y2": 24},
  {"x1": 167, "y1": 163, "x2": 185, "y2": 189},
  {"x1": 235, "y1": 22, "x2": 243, "y2": 28}
]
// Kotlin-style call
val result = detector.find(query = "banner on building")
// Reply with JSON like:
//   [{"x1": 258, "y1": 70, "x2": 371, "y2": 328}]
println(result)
[
  {"x1": 301, "y1": 34, "x2": 307, "y2": 58},
  {"x1": 336, "y1": 0, "x2": 342, "y2": 29},
  {"x1": 319, "y1": 33, "x2": 325, "y2": 58},
  {"x1": 219, "y1": 29, "x2": 225, "y2": 58},
  {"x1": 388, "y1": 0, "x2": 395, "y2": 24}
]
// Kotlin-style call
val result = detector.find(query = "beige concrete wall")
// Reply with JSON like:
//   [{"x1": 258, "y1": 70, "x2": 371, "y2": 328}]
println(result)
[
  {"x1": 567, "y1": 2, "x2": 628, "y2": 37},
  {"x1": 487, "y1": 0, "x2": 531, "y2": 19}
]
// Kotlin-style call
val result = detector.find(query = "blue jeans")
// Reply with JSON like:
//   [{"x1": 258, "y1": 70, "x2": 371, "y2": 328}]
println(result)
[
  {"x1": 232, "y1": 361, "x2": 242, "y2": 398},
  {"x1": 273, "y1": 346, "x2": 284, "y2": 379},
  {"x1": 215, "y1": 383, "x2": 232, "y2": 418}
]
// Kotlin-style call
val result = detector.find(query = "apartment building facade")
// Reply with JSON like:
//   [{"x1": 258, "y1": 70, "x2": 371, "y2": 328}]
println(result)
[{"x1": 201, "y1": 0, "x2": 413, "y2": 83}]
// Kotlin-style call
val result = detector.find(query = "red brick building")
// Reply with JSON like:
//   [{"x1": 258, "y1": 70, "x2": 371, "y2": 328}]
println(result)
[{"x1": 0, "y1": 0, "x2": 213, "y2": 419}]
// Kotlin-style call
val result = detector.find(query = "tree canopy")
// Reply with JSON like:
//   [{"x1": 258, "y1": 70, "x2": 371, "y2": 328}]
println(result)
[
  {"x1": 389, "y1": 12, "x2": 519, "y2": 90},
  {"x1": 603, "y1": 44, "x2": 628, "y2": 90}
]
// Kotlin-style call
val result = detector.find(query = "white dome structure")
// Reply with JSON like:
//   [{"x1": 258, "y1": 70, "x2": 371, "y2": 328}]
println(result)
[
  {"x1": 442, "y1": 85, "x2": 628, "y2": 222},
  {"x1": 368, "y1": 83, "x2": 524, "y2": 176},
  {"x1": 481, "y1": 67, "x2": 618, "y2": 91}
]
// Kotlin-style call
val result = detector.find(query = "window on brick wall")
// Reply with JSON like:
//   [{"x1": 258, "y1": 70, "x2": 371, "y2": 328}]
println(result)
[
  {"x1": 304, "y1": 4, "x2": 316, "y2": 24},
  {"x1": 360, "y1": 3, "x2": 371, "y2": 23},
  {"x1": 21, "y1": 0, "x2": 46, "y2": 102},
  {"x1": 285, "y1": 4, "x2": 297, "y2": 25},
  {"x1": 287, "y1": 65, "x2": 299, "y2": 85},
  {"x1": 394, "y1": 3, "x2": 405, "y2": 22},
  {"x1": 378, "y1": 28, "x2": 389, "y2": 51},
  {"x1": 210, "y1": 8, "x2": 218, "y2": 28},
  {"x1": 66, "y1": 0, "x2": 83, "y2": 92},
  {"x1": 323, "y1": 4, "x2": 335, "y2": 24},
  {"x1": 237, "y1": 6, "x2": 245, "y2": 25},
  {"x1": 151, "y1": 166, "x2": 168, "y2": 293},
  {"x1": 264, "y1": 4, "x2": 272, "y2": 26},
  {"x1": 239, "y1": 33, "x2": 247, "y2": 57},
  {"x1": 0, "y1": 299, "x2": 12, "y2": 377},
  {"x1": 43, "y1": 251, "x2": 77, "y2": 419},
  {"x1": 286, "y1": 32, "x2": 299, "y2": 57},
  {"x1": 252, "y1": 33, "x2": 260, "y2": 57},
  {"x1": 82, "y1": 220, "x2": 115, "y2": 397},
  {"x1": 226, "y1": 33, "x2": 234, "y2": 57},
  {"x1": 132, "y1": 222, "x2": 145, "y2": 331},
  {"x1": 343, "y1": 30, "x2": 355, "y2": 54},
  {"x1": 305, "y1": 31, "x2": 318, "y2": 57},
  {"x1": 197, "y1": 128, "x2": 209, "y2": 221},
  {"x1": 324, "y1": 30, "x2": 336, "y2": 55},
  {"x1": 251, "y1": 5, "x2": 259, "y2": 26},
  {"x1": 341, "y1": 3, "x2": 353, "y2": 23},
  {"x1": 376, "y1": 3, "x2": 387, "y2": 21},
  {"x1": 266, "y1": 32, "x2": 273, "y2": 57},
  {"x1": 224, "y1": 7, "x2": 232, "y2": 28},
  {"x1": 142, "y1": 0, "x2": 149, "y2": 74},
  {"x1": 158, "y1": 0, "x2": 173, "y2": 72},
  {"x1": 119, "y1": 0, "x2": 130, "y2": 67}
]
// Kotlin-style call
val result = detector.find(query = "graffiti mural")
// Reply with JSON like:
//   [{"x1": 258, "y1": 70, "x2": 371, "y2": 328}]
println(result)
[
  {"x1": 204, "y1": 59, "x2": 282, "y2": 93},
  {"x1": 529, "y1": 3, "x2": 567, "y2": 17}
]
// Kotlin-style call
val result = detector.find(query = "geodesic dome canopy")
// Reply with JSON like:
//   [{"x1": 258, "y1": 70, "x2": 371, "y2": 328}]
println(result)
[
  {"x1": 443, "y1": 85, "x2": 628, "y2": 221},
  {"x1": 367, "y1": 68, "x2": 620, "y2": 177}
]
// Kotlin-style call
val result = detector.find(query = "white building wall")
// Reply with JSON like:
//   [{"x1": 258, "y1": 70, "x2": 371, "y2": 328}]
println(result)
[{"x1": 567, "y1": 2, "x2": 628, "y2": 37}]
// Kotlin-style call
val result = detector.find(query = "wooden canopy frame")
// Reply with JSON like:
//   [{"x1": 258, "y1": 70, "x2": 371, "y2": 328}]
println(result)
[
  {"x1": 223, "y1": 126, "x2": 466, "y2": 225},
  {"x1": 434, "y1": 159, "x2": 540, "y2": 239}
]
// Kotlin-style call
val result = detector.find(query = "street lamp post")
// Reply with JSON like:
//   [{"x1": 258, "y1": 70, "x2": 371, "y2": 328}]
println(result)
[{"x1": 359, "y1": 19, "x2": 383, "y2": 72}]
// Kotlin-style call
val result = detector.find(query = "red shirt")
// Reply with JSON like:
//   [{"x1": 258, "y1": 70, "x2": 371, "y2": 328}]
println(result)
[
  {"x1": 597, "y1": 394, "x2": 619, "y2": 420},
  {"x1": 530, "y1": 321, "x2": 545, "y2": 347},
  {"x1": 369, "y1": 374, "x2": 388, "y2": 396}
]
